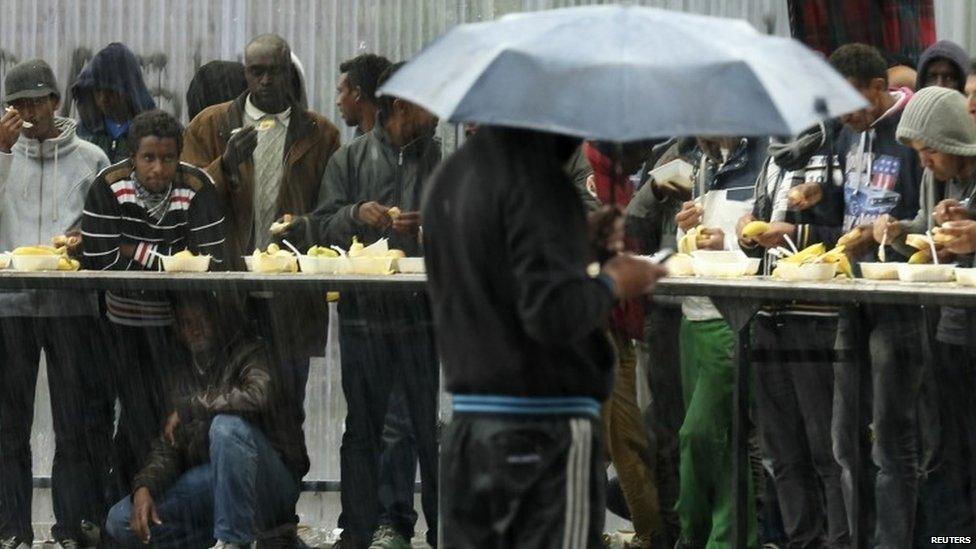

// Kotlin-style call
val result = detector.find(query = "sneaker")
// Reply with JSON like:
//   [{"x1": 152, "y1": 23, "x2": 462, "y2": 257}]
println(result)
[
  {"x1": 0, "y1": 537, "x2": 29, "y2": 549},
  {"x1": 368, "y1": 525, "x2": 411, "y2": 549}
]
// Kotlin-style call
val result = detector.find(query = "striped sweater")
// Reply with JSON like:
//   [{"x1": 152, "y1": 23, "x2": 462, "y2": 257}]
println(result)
[{"x1": 82, "y1": 159, "x2": 225, "y2": 325}]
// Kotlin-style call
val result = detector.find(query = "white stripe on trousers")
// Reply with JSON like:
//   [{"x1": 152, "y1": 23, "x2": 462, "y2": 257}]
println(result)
[{"x1": 562, "y1": 418, "x2": 592, "y2": 549}]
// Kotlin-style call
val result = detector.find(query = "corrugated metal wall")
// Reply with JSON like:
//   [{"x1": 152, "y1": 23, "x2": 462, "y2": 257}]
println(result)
[{"x1": 0, "y1": 0, "x2": 794, "y2": 136}]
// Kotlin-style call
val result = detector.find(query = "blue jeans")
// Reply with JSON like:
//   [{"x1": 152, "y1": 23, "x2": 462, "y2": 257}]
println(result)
[
  {"x1": 753, "y1": 316, "x2": 848, "y2": 548},
  {"x1": 0, "y1": 317, "x2": 109, "y2": 543},
  {"x1": 378, "y1": 384, "x2": 420, "y2": 539},
  {"x1": 337, "y1": 322, "x2": 439, "y2": 548},
  {"x1": 105, "y1": 415, "x2": 300, "y2": 548},
  {"x1": 833, "y1": 306, "x2": 927, "y2": 549}
]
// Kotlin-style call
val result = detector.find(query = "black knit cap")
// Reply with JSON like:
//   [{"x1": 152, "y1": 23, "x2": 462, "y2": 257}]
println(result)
[{"x1": 4, "y1": 59, "x2": 59, "y2": 104}]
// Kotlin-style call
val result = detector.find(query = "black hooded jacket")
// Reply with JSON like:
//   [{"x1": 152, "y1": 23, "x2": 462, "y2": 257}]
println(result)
[
  {"x1": 916, "y1": 40, "x2": 970, "y2": 92},
  {"x1": 422, "y1": 126, "x2": 616, "y2": 401},
  {"x1": 71, "y1": 43, "x2": 156, "y2": 162}
]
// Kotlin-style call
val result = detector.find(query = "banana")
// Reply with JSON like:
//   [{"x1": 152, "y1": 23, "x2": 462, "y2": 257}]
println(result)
[
  {"x1": 741, "y1": 220, "x2": 769, "y2": 238},
  {"x1": 905, "y1": 234, "x2": 933, "y2": 250},
  {"x1": 780, "y1": 243, "x2": 826, "y2": 264},
  {"x1": 678, "y1": 226, "x2": 701, "y2": 254},
  {"x1": 932, "y1": 230, "x2": 956, "y2": 245},
  {"x1": 57, "y1": 257, "x2": 80, "y2": 271},
  {"x1": 908, "y1": 250, "x2": 932, "y2": 264},
  {"x1": 173, "y1": 250, "x2": 196, "y2": 259},
  {"x1": 13, "y1": 245, "x2": 59, "y2": 256},
  {"x1": 386, "y1": 249, "x2": 406, "y2": 259},
  {"x1": 387, "y1": 207, "x2": 402, "y2": 221},
  {"x1": 307, "y1": 245, "x2": 339, "y2": 258},
  {"x1": 349, "y1": 237, "x2": 366, "y2": 258},
  {"x1": 787, "y1": 187, "x2": 804, "y2": 202},
  {"x1": 837, "y1": 227, "x2": 862, "y2": 247}
]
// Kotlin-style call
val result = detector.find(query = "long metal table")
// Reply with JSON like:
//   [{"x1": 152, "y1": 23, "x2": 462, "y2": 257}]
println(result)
[
  {"x1": 7, "y1": 270, "x2": 966, "y2": 547},
  {"x1": 0, "y1": 270, "x2": 428, "y2": 292},
  {"x1": 653, "y1": 275, "x2": 971, "y2": 549}
]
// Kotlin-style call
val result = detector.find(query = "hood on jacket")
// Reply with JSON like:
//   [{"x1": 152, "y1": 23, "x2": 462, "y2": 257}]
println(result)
[
  {"x1": 186, "y1": 61, "x2": 246, "y2": 121},
  {"x1": 12, "y1": 117, "x2": 82, "y2": 159},
  {"x1": 916, "y1": 40, "x2": 969, "y2": 92},
  {"x1": 71, "y1": 43, "x2": 156, "y2": 134}
]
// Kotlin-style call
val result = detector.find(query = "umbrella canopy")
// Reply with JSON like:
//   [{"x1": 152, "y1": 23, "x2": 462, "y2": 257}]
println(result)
[{"x1": 379, "y1": 5, "x2": 867, "y2": 141}]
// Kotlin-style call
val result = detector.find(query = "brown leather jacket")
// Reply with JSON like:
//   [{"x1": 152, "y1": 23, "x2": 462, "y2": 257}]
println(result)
[
  {"x1": 132, "y1": 334, "x2": 310, "y2": 498},
  {"x1": 181, "y1": 93, "x2": 341, "y2": 265},
  {"x1": 181, "y1": 94, "x2": 340, "y2": 356}
]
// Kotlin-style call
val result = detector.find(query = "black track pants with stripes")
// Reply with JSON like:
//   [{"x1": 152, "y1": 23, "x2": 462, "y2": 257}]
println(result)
[{"x1": 440, "y1": 414, "x2": 605, "y2": 548}]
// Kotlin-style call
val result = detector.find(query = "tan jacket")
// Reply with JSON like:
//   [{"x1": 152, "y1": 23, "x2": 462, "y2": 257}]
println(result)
[{"x1": 182, "y1": 93, "x2": 340, "y2": 267}]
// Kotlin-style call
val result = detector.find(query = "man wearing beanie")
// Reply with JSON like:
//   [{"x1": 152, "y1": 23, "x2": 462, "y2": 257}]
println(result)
[
  {"x1": 879, "y1": 86, "x2": 976, "y2": 539},
  {"x1": 0, "y1": 60, "x2": 110, "y2": 548}
]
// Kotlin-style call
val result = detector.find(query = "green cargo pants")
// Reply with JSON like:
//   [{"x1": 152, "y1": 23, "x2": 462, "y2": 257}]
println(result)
[{"x1": 675, "y1": 318, "x2": 758, "y2": 549}]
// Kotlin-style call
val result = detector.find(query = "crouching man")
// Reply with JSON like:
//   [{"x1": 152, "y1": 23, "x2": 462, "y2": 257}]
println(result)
[{"x1": 104, "y1": 293, "x2": 310, "y2": 549}]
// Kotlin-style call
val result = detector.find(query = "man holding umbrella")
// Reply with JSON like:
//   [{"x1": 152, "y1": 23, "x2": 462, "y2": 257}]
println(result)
[
  {"x1": 380, "y1": 6, "x2": 867, "y2": 547},
  {"x1": 425, "y1": 123, "x2": 666, "y2": 547}
]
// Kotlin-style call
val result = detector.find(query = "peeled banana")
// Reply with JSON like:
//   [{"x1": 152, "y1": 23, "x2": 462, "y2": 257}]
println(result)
[
  {"x1": 905, "y1": 234, "x2": 933, "y2": 251},
  {"x1": 387, "y1": 207, "x2": 402, "y2": 221},
  {"x1": 173, "y1": 250, "x2": 196, "y2": 259},
  {"x1": 307, "y1": 245, "x2": 339, "y2": 258},
  {"x1": 931, "y1": 230, "x2": 956, "y2": 245},
  {"x1": 837, "y1": 227, "x2": 862, "y2": 247},
  {"x1": 349, "y1": 237, "x2": 366, "y2": 258},
  {"x1": 741, "y1": 221, "x2": 769, "y2": 238},
  {"x1": 678, "y1": 226, "x2": 708, "y2": 254}
]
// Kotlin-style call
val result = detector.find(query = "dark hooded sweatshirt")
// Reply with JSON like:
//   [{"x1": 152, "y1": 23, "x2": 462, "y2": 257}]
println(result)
[
  {"x1": 71, "y1": 42, "x2": 156, "y2": 163},
  {"x1": 422, "y1": 127, "x2": 616, "y2": 415},
  {"x1": 916, "y1": 40, "x2": 969, "y2": 92}
]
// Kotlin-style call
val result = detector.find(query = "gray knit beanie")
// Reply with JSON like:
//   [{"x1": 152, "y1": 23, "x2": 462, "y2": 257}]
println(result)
[{"x1": 897, "y1": 86, "x2": 976, "y2": 156}]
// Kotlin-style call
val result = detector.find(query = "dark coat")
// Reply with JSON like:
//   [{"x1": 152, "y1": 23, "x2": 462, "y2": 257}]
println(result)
[{"x1": 132, "y1": 334, "x2": 310, "y2": 498}]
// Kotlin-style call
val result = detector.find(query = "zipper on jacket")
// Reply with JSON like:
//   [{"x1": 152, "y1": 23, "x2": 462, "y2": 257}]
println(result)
[{"x1": 37, "y1": 155, "x2": 44, "y2": 244}]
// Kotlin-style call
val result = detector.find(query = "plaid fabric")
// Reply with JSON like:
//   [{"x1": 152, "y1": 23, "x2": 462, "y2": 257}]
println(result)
[{"x1": 788, "y1": 0, "x2": 936, "y2": 65}]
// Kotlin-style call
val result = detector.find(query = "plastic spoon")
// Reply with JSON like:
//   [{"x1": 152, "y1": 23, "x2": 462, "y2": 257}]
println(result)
[
  {"x1": 148, "y1": 249, "x2": 167, "y2": 272},
  {"x1": 281, "y1": 239, "x2": 302, "y2": 257},
  {"x1": 926, "y1": 230, "x2": 940, "y2": 265},
  {"x1": 782, "y1": 233, "x2": 799, "y2": 255},
  {"x1": 878, "y1": 226, "x2": 887, "y2": 263}
]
